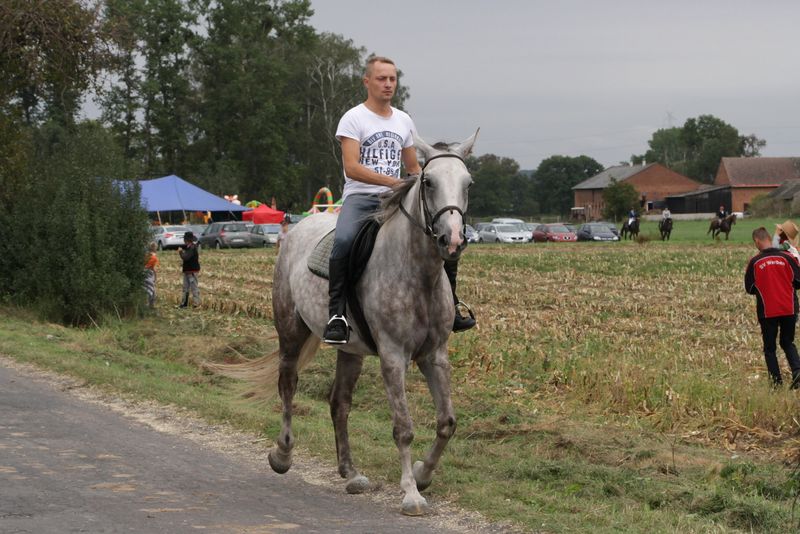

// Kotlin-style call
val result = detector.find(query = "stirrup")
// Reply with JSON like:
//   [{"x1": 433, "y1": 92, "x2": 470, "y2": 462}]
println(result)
[
  {"x1": 323, "y1": 314, "x2": 350, "y2": 344},
  {"x1": 455, "y1": 301, "x2": 475, "y2": 320}
]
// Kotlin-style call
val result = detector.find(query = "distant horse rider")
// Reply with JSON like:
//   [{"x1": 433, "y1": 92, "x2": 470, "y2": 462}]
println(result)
[
  {"x1": 627, "y1": 208, "x2": 637, "y2": 228},
  {"x1": 717, "y1": 205, "x2": 728, "y2": 220},
  {"x1": 322, "y1": 55, "x2": 475, "y2": 344},
  {"x1": 662, "y1": 207, "x2": 671, "y2": 221}
]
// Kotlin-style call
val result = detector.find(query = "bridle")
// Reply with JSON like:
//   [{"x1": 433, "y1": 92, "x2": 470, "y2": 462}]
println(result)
[{"x1": 399, "y1": 153, "x2": 467, "y2": 239}]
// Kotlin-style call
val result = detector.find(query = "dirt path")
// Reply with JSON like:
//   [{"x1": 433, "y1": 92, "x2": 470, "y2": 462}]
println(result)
[{"x1": 0, "y1": 356, "x2": 513, "y2": 533}]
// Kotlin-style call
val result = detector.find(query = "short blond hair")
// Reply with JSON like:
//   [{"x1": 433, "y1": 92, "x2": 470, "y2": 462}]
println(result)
[{"x1": 365, "y1": 56, "x2": 396, "y2": 77}]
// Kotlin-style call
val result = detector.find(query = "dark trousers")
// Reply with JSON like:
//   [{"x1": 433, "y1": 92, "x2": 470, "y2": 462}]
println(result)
[{"x1": 758, "y1": 315, "x2": 800, "y2": 386}]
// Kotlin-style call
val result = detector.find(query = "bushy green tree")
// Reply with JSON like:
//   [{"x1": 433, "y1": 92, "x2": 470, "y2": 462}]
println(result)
[
  {"x1": 534, "y1": 155, "x2": 604, "y2": 216},
  {"x1": 601, "y1": 179, "x2": 639, "y2": 221},
  {"x1": 4, "y1": 122, "x2": 150, "y2": 324},
  {"x1": 634, "y1": 115, "x2": 766, "y2": 183},
  {"x1": 467, "y1": 153, "x2": 527, "y2": 217}
]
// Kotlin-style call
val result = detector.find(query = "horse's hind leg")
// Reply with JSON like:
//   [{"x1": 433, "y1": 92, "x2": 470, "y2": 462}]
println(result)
[
  {"x1": 329, "y1": 350, "x2": 369, "y2": 494},
  {"x1": 268, "y1": 321, "x2": 313, "y2": 474},
  {"x1": 380, "y1": 353, "x2": 429, "y2": 516},
  {"x1": 413, "y1": 347, "x2": 456, "y2": 493}
]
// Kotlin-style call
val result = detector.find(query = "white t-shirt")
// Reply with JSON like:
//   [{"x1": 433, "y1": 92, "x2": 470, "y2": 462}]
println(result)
[{"x1": 336, "y1": 103, "x2": 416, "y2": 200}]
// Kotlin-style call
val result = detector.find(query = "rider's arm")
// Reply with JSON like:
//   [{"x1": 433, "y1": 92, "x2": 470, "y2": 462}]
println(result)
[
  {"x1": 401, "y1": 146, "x2": 421, "y2": 176},
  {"x1": 340, "y1": 137, "x2": 400, "y2": 187}
]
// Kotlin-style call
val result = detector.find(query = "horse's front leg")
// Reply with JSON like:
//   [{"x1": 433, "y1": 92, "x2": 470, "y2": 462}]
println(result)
[
  {"x1": 329, "y1": 350, "x2": 370, "y2": 494},
  {"x1": 379, "y1": 354, "x2": 429, "y2": 516},
  {"x1": 413, "y1": 347, "x2": 456, "y2": 492}
]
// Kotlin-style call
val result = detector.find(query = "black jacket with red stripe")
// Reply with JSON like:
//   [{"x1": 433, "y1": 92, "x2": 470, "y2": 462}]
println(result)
[{"x1": 744, "y1": 248, "x2": 800, "y2": 319}]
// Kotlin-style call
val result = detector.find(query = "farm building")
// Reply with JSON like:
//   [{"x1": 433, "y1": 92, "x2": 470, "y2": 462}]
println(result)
[
  {"x1": 572, "y1": 163, "x2": 700, "y2": 220},
  {"x1": 713, "y1": 157, "x2": 800, "y2": 213},
  {"x1": 664, "y1": 185, "x2": 731, "y2": 214}
]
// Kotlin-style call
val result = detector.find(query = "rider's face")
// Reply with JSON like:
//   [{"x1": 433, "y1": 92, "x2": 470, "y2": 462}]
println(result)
[{"x1": 364, "y1": 62, "x2": 397, "y2": 104}]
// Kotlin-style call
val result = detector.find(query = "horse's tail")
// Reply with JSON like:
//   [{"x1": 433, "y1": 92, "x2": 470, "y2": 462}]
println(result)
[{"x1": 203, "y1": 335, "x2": 321, "y2": 400}]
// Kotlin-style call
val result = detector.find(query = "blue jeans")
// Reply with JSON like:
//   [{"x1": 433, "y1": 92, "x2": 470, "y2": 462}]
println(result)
[{"x1": 331, "y1": 194, "x2": 381, "y2": 260}]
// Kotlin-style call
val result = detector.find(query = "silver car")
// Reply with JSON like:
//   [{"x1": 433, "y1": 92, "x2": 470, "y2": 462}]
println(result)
[
  {"x1": 249, "y1": 223, "x2": 281, "y2": 247},
  {"x1": 478, "y1": 223, "x2": 530, "y2": 243},
  {"x1": 198, "y1": 221, "x2": 252, "y2": 249},
  {"x1": 151, "y1": 225, "x2": 190, "y2": 250}
]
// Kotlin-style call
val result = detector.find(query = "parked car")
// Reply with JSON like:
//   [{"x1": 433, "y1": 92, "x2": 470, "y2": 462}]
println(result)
[
  {"x1": 478, "y1": 223, "x2": 530, "y2": 243},
  {"x1": 576, "y1": 223, "x2": 620, "y2": 242},
  {"x1": 249, "y1": 223, "x2": 281, "y2": 247},
  {"x1": 531, "y1": 223, "x2": 577, "y2": 243},
  {"x1": 596, "y1": 221, "x2": 620, "y2": 237},
  {"x1": 465, "y1": 224, "x2": 481, "y2": 243},
  {"x1": 473, "y1": 222, "x2": 492, "y2": 233},
  {"x1": 491, "y1": 217, "x2": 525, "y2": 225},
  {"x1": 151, "y1": 225, "x2": 191, "y2": 250},
  {"x1": 198, "y1": 221, "x2": 252, "y2": 249}
]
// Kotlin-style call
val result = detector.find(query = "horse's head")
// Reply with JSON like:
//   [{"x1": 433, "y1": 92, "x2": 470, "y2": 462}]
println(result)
[
  {"x1": 412, "y1": 129, "x2": 479, "y2": 261},
  {"x1": 729, "y1": 213, "x2": 738, "y2": 225}
]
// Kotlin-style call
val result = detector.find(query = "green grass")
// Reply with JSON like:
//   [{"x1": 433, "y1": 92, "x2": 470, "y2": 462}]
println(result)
[
  {"x1": 628, "y1": 217, "x2": 784, "y2": 244},
  {"x1": 2, "y1": 236, "x2": 800, "y2": 532}
]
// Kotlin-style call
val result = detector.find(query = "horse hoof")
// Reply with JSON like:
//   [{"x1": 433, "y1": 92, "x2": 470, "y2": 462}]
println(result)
[
  {"x1": 413, "y1": 460, "x2": 432, "y2": 491},
  {"x1": 401, "y1": 495, "x2": 430, "y2": 516},
  {"x1": 345, "y1": 474, "x2": 370, "y2": 494},
  {"x1": 268, "y1": 450, "x2": 292, "y2": 474}
]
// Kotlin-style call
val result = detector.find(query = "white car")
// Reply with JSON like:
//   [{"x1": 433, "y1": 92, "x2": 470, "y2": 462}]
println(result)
[
  {"x1": 478, "y1": 223, "x2": 530, "y2": 243},
  {"x1": 151, "y1": 225, "x2": 191, "y2": 250}
]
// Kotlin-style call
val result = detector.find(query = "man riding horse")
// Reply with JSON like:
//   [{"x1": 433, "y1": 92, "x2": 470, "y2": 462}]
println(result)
[
  {"x1": 659, "y1": 207, "x2": 673, "y2": 240},
  {"x1": 323, "y1": 56, "x2": 475, "y2": 344}
]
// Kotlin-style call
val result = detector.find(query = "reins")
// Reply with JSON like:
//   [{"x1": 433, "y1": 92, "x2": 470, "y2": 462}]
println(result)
[{"x1": 399, "y1": 153, "x2": 467, "y2": 239}]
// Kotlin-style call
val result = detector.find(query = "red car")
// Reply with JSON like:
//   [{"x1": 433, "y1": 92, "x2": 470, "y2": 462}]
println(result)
[{"x1": 531, "y1": 223, "x2": 577, "y2": 243}]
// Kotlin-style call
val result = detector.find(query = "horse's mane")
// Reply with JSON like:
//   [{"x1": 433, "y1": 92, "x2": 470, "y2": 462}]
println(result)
[
  {"x1": 374, "y1": 142, "x2": 456, "y2": 225},
  {"x1": 374, "y1": 178, "x2": 416, "y2": 224}
]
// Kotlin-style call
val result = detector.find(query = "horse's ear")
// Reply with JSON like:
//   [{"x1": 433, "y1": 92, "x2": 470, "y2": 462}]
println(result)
[
  {"x1": 413, "y1": 132, "x2": 436, "y2": 160},
  {"x1": 454, "y1": 128, "x2": 480, "y2": 158}
]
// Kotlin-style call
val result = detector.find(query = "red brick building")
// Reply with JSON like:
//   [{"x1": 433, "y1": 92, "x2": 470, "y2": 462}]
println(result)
[
  {"x1": 714, "y1": 157, "x2": 800, "y2": 212},
  {"x1": 572, "y1": 163, "x2": 700, "y2": 220}
]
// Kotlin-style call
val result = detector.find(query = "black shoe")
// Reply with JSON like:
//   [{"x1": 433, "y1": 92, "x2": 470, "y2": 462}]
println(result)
[
  {"x1": 453, "y1": 303, "x2": 476, "y2": 333},
  {"x1": 323, "y1": 315, "x2": 349, "y2": 344}
]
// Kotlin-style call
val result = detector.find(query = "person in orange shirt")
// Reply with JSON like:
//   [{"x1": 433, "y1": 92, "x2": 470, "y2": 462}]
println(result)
[{"x1": 144, "y1": 242, "x2": 160, "y2": 308}]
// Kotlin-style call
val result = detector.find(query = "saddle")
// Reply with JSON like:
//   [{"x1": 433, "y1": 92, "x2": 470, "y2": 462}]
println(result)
[{"x1": 307, "y1": 220, "x2": 381, "y2": 351}]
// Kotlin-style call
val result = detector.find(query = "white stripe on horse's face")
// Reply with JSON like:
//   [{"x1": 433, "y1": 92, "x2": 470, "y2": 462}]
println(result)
[{"x1": 426, "y1": 163, "x2": 471, "y2": 260}]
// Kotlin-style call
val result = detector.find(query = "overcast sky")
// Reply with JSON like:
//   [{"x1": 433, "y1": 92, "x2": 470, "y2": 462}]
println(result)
[{"x1": 309, "y1": 0, "x2": 800, "y2": 170}]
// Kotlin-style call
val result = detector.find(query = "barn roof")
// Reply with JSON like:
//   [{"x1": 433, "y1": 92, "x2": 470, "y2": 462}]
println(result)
[
  {"x1": 719, "y1": 157, "x2": 800, "y2": 186},
  {"x1": 767, "y1": 179, "x2": 800, "y2": 200},
  {"x1": 572, "y1": 164, "x2": 654, "y2": 190}
]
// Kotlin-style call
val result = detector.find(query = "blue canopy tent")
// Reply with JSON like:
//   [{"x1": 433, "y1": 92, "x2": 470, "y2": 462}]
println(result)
[{"x1": 138, "y1": 175, "x2": 247, "y2": 223}]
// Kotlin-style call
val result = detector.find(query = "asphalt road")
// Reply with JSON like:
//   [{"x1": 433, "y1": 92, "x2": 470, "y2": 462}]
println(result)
[{"x1": 0, "y1": 360, "x2": 506, "y2": 534}]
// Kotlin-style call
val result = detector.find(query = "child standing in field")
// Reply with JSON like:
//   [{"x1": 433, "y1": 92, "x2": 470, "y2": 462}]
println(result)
[
  {"x1": 178, "y1": 231, "x2": 201, "y2": 308},
  {"x1": 144, "y1": 242, "x2": 160, "y2": 308},
  {"x1": 745, "y1": 227, "x2": 800, "y2": 388}
]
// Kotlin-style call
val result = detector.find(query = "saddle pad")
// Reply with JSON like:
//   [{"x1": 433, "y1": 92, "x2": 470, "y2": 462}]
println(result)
[{"x1": 308, "y1": 229, "x2": 335, "y2": 279}]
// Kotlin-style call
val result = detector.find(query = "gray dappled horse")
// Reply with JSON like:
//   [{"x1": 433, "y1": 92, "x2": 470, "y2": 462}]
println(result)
[
  {"x1": 708, "y1": 213, "x2": 737, "y2": 240},
  {"x1": 218, "y1": 131, "x2": 478, "y2": 516}
]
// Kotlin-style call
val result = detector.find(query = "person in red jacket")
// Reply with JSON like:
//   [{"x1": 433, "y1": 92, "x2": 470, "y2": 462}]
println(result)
[{"x1": 745, "y1": 227, "x2": 800, "y2": 388}]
